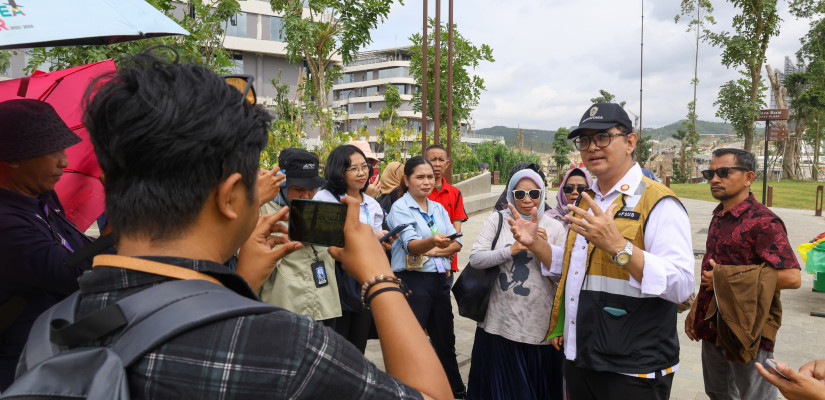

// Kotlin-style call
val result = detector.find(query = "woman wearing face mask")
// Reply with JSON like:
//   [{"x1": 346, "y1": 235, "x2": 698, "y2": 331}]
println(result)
[
  {"x1": 546, "y1": 167, "x2": 593, "y2": 229},
  {"x1": 387, "y1": 156, "x2": 466, "y2": 398},
  {"x1": 314, "y1": 144, "x2": 387, "y2": 353},
  {"x1": 466, "y1": 168, "x2": 567, "y2": 400}
]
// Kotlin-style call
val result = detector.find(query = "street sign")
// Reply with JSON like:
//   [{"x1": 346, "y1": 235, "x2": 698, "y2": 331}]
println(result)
[
  {"x1": 757, "y1": 109, "x2": 790, "y2": 121},
  {"x1": 767, "y1": 125, "x2": 787, "y2": 141}
]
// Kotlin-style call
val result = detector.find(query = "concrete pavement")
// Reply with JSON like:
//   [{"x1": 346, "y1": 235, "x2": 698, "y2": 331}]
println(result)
[{"x1": 365, "y1": 186, "x2": 825, "y2": 399}]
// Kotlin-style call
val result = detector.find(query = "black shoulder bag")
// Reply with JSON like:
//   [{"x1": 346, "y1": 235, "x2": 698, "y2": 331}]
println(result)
[{"x1": 451, "y1": 211, "x2": 504, "y2": 322}]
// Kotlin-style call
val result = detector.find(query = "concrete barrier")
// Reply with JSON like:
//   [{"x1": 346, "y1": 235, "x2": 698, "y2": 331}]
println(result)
[{"x1": 454, "y1": 172, "x2": 491, "y2": 198}]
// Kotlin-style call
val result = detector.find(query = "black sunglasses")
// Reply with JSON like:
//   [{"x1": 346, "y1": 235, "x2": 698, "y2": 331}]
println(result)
[
  {"x1": 701, "y1": 167, "x2": 750, "y2": 180},
  {"x1": 563, "y1": 184, "x2": 588, "y2": 194},
  {"x1": 513, "y1": 189, "x2": 542, "y2": 201}
]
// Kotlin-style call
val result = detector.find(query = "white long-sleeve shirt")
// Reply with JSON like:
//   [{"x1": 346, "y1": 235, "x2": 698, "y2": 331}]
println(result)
[{"x1": 542, "y1": 164, "x2": 694, "y2": 366}]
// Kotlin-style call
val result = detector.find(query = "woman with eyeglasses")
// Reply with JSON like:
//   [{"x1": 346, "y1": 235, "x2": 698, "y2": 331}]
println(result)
[
  {"x1": 466, "y1": 168, "x2": 566, "y2": 400},
  {"x1": 314, "y1": 144, "x2": 387, "y2": 353},
  {"x1": 386, "y1": 156, "x2": 467, "y2": 398},
  {"x1": 546, "y1": 167, "x2": 593, "y2": 229}
]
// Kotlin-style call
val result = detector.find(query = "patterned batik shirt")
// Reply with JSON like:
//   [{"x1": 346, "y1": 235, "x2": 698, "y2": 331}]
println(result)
[
  {"x1": 692, "y1": 193, "x2": 800, "y2": 352},
  {"x1": 17, "y1": 256, "x2": 422, "y2": 400}
]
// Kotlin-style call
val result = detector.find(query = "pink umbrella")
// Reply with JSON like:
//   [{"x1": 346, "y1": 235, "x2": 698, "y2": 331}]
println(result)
[{"x1": 0, "y1": 59, "x2": 116, "y2": 231}]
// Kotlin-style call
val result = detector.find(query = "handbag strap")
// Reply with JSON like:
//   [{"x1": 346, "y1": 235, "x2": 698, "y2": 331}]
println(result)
[
  {"x1": 491, "y1": 211, "x2": 504, "y2": 249},
  {"x1": 92, "y1": 255, "x2": 224, "y2": 286}
]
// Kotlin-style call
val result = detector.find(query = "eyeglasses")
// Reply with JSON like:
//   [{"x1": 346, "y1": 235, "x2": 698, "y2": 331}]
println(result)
[
  {"x1": 562, "y1": 184, "x2": 588, "y2": 194},
  {"x1": 223, "y1": 74, "x2": 257, "y2": 105},
  {"x1": 513, "y1": 189, "x2": 542, "y2": 201},
  {"x1": 573, "y1": 132, "x2": 628, "y2": 151},
  {"x1": 701, "y1": 167, "x2": 749, "y2": 180},
  {"x1": 345, "y1": 163, "x2": 371, "y2": 174}
]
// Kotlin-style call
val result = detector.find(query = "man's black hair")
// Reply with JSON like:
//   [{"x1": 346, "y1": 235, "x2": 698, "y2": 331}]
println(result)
[
  {"x1": 712, "y1": 148, "x2": 756, "y2": 172},
  {"x1": 83, "y1": 51, "x2": 271, "y2": 241},
  {"x1": 323, "y1": 144, "x2": 370, "y2": 195},
  {"x1": 424, "y1": 144, "x2": 447, "y2": 158}
]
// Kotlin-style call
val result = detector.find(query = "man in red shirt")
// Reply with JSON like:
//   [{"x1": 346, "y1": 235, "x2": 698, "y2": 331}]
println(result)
[
  {"x1": 425, "y1": 144, "x2": 468, "y2": 273},
  {"x1": 685, "y1": 148, "x2": 801, "y2": 400}
]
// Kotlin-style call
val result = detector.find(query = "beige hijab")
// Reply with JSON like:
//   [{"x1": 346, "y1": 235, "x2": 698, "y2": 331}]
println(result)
[{"x1": 379, "y1": 161, "x2": 404, "y2": 195}]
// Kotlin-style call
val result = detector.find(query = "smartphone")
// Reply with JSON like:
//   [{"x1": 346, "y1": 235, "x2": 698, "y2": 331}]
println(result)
[
  {"x1": 446, "y1": 232, "x2": 464, "y2": 240},
  {"x1": 288, "y1": 199, "x2": 346, "y2": 247},
  {"x1": 369, "y1": 168, "x2": 379, "y2": 184},
  {"x1": 764, "y1": 359, "x2": 789, "y2": 379},
  {"x1": 379, "y1": 223, "x2": 410, "y2": 243}
]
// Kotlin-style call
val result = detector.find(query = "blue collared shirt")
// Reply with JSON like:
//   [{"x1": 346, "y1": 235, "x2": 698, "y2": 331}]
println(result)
[{"x1": 386, "y1": 192, "x2": 461, "y2": 273}]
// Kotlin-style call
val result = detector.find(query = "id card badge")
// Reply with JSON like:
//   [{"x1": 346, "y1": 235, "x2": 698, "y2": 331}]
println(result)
[
  {"x1": 406, "y1": 254, "x2": 428, "y2": 270},
  {"x1": 311, "y1": 261, "x2": 328, "y2": 288}
]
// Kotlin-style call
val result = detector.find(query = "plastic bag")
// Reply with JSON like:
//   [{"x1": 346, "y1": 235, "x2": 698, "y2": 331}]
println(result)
[{"x1": 805, "y1": 241, "x2": 825, "y2": 274}]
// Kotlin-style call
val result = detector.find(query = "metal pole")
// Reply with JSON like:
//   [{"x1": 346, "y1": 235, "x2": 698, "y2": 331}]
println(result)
[
  {"x1": 446, "y1": 0, "x2": 453, "y2": 183},
  {"x1": 639, "y1": 0, "x2": 644, "y2": 136},
  {"x1": 421, "y1": 0, "x2": 428, "y2": 151},
  {"x1": 763, "y1": 121, "x2": 770, "y2": 204},
  {"x1": 433, "y1": 0, "x2": 441, "y2": 146}
]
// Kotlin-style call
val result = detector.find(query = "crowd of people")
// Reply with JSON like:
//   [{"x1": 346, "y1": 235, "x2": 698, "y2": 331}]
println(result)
[{"x1": 0, "y1": 50, "x2": 824, "y2": 400}]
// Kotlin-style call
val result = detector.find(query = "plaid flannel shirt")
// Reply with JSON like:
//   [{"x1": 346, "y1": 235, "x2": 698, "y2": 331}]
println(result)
[{"x1": 18, "y1": 256, "x2": 422, "y2": 400}]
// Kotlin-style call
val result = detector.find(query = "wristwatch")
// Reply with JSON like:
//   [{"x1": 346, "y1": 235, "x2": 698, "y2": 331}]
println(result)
[{"x1": 612, "y1": 240, "x2": 633, "y2": 266}]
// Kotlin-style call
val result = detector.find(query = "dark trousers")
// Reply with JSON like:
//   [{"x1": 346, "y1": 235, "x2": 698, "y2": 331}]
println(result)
[
  {"x1": 329, "y1": 309, "x2": 372, "y2": 354},
  {"x1": 563, "y1": 359, "x2": 674, "y2": 400},
  {"x1": 396, "y1": 270, "x2": 466, "y2": 394}
]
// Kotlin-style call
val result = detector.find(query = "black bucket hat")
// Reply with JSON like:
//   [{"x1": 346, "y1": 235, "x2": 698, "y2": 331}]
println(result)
[
  {"x1": 568, "y1": 103, "x2": 634, "y2": 139},
  {"x1": 278, "y1": 148, "x2": 326, "y2": 189},
  {"x1": 0, "y1": 99, "x2": 82, "y2": 161}
]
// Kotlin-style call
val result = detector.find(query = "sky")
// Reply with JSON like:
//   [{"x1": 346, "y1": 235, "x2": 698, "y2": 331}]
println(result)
[{"x1": 363, "y1": 0, "x2": 814, "y2": 131}]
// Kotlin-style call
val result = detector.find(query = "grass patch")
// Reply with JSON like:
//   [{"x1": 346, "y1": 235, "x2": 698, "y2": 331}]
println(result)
[{"x1": 669, "y1": 180, "x2": 825, "y2": 210}]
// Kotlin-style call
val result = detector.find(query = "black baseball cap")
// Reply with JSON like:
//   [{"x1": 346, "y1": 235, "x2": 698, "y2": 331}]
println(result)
[
  {"x1": 278, "y1": 148, "x2": 326, "y2": 189},
  {"x1": 568, "y1": 103, "x2": 634, "y2": 139}
]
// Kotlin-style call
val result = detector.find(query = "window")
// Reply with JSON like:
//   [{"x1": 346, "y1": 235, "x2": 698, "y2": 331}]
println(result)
[
  {"x1": 226, "y1": 12, "x2": 246, "y2": 38},
  {"x1": 229, "y1": 53, "x2": 244, "y2": 74},
  {"x1": 378, "y1": 67, "x2": 404, "y2": 79},
  {"x1": 393, "y1": 84, "x2": 406, "y2": 95},
  {"x1": 340, "y1": 73, "x2": 354, "y2": 84},
  {"x1": 364, "y1": 86, "x2": 378, "y2": 97},
  {"x1": 270, "y1": 16, "x2": 285, "y2": 41},
  {"x1": 366, "y1": 102, "x2": 372, "y2": 112},
  {"x1": 410, "y1": 120, "x2": 421, "y2": 132}
]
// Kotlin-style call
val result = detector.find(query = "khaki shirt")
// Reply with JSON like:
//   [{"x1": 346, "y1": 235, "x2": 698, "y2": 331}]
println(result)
[{"x1": 258, "y1": 201, "x2": 341, "y2": 321}]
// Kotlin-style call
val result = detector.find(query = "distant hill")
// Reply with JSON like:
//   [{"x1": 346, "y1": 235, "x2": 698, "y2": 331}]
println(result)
[
  {"x1": 474, "y1": 120, "x2": 736, "y2": 146},
  {"x1": 642, "y1": 120, "x2": 736, "y2": 141}
]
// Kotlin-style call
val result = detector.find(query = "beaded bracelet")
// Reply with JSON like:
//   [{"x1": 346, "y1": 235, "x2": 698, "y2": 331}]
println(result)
[
  {"x1": 360, "y1": 274, "x2": 411, "y2": 308},
  {"x1": 365, "y1": 286, "x2": 406, "y2": 309}
]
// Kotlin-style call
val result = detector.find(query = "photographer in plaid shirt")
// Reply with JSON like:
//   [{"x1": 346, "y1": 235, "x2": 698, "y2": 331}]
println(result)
[{"x1": 23, "y1": 51, "x2": 452, "y2": 400}]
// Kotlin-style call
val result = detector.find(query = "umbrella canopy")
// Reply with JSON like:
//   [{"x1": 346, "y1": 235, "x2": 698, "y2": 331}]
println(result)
[
  {"x1": 0, "y1": 0, "x2": 188, "y2": 50},
  {"x1": 0, "y1": 60, "x2": 116, "y2": 231}
]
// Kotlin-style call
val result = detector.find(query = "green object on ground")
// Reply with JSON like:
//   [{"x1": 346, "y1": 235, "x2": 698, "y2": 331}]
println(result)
[
  {"x1": 814, "y1": 272, "x2": 825, "y2": 293},
  {"x1": 807, "y1": 242, "x2": 825, "y2": 274}
]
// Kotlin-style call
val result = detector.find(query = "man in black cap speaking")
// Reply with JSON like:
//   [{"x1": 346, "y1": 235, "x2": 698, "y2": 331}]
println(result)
[
  {"x1": 0, "y1": 99, "x2": 94, "y2": 390},
  {"x1": 258, "y1": 148, "x2": 341, "y2": 323},
  {"x1": 509, "y1": 103, "x2": 695, "y2": 399}
]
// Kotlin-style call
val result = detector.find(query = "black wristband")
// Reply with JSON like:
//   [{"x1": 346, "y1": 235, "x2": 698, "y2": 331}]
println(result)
[{"x1": 365, "y1": 286, "x2": 405, "y2": 309}]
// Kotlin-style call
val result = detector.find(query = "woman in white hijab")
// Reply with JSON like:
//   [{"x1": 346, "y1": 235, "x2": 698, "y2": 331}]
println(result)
[{"x1": 465, "y1": 169, "x2": 567, "y2": 399}]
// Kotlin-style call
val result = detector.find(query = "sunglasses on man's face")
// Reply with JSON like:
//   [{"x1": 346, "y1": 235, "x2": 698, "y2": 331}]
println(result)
[
  {"x1": 701, "y1": 166, "x2": 749, "y2": 180},
  {"x1": 563, "y1": 184, "x2": 588, "y2": 194},
  {"x1": 513, "y1": 189, "x2": 542, "y2": 201}
]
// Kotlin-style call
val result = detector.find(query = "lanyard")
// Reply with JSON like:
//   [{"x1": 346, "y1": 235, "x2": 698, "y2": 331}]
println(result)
[
  {"x1": 362, "y1": 203, "x2": 370, "y2": 226},
  {"x1": 419, "y1": 211, "x2": 437, "y2": 235},
  {"x1": 34, "y1": 204, "x2": 75, "y2": 253}
]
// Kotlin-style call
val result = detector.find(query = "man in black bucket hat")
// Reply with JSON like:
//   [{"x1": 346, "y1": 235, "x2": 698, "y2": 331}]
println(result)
[
  {"x1": 257, "y1": 148, "x2": 340, "y2": 323},
  {"x1": 509, "y1": 102, "x2": 695, "y2": 400},
  {"x1": 0, "y1": 99, "x2": 93, "y2": 390}
]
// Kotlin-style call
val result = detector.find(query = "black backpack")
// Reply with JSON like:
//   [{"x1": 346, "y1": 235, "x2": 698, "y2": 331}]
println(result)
[{"x1": 1, "y1": 279, "x2": 276, "y2": 399}]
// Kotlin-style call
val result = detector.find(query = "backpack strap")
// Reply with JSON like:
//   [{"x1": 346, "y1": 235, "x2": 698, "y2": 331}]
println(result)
[
  {"x1": 491, "y1": 211, "x2": 504, "y2": 250},
  {"x1": 23, "y1": 280, "x2": 276, "y2": 370}
]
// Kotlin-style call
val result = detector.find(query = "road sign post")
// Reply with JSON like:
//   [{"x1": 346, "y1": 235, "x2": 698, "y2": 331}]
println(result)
[{"x1": 756, "y1": 109, "x2": 790, "y2": 205}]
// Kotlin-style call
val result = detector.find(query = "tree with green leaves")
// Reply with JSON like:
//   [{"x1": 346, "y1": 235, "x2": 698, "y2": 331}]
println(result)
[
  {"x1": 672, "y1": 101, "x2": 701, "y2": 183},
  {"x1": 590, "y1": 90, "x2": 626, "y2": 107},
  {"x1": 377, "y1": 85, "x2": 410, "y2": 163},
  {"x1": 675, "y1": 0, "x2": 714, "y2": 157},
  {"x1": 270, "y1": 0, "x2": 398, "y2": 140},
  {"x1": 552, "y1": 127, "x2": 574, "y2": 170},
  {"x1": 24, "y1": 0, "x2": 240, "y2": 74},
  {"x1": 789, "y1": 0, "x2": 825, "y2": 179},
  {"x1": 714, "y1": 74, "x2": 766, "y2": 146},
  {"x1": 0, "y1": 50, "x2": 12, "y2": 75},
  {"x1": 409, "y1": 18, "x2": 494, "y2": 130},
  {"x1": 706, "y1": 0, "x2": 781, "y2": 151}
]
